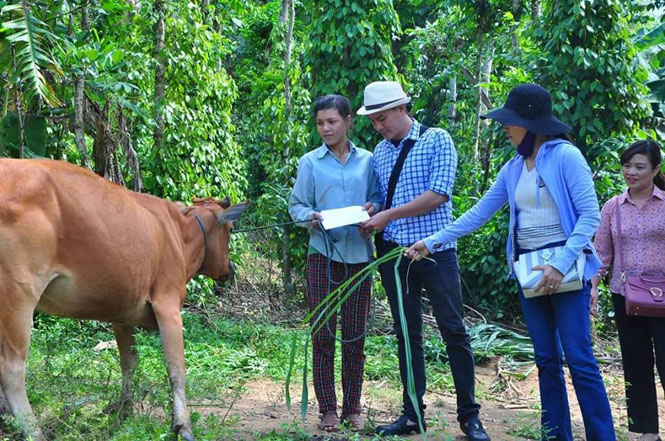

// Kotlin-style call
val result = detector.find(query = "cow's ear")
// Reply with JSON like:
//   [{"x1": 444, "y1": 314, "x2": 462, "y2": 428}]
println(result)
[
  {"x1": 219, "y1": 196, "x2": 231, "y2": 209},
  {"x1": 217, "y1": 201, "x2": 249, "y2": 223}
]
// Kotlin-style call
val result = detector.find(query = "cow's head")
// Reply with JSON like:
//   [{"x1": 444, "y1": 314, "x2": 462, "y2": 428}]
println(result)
[{"x1": 185, "y1": 197, "x2": 249, "y2": 282}]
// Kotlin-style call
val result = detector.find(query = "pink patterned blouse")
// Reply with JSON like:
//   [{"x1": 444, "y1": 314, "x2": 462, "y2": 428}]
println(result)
[{"x1": 593, "y1": 186, "x2": 665, "y2": 295}]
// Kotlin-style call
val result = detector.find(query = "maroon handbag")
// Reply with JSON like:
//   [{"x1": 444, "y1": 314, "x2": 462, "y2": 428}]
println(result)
[{"x1": 615, "y1": 205, "x2": 665, "y2": 317}]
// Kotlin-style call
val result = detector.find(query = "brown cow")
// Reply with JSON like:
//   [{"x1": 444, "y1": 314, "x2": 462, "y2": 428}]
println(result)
[{"x1": 0, "y1": 158, "x2": 248, "y2": 441}]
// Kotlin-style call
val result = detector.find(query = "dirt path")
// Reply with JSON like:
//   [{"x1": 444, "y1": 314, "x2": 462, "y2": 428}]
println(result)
[{"x1": 204, "y1": 364, "x2": 664, "y2": 440}]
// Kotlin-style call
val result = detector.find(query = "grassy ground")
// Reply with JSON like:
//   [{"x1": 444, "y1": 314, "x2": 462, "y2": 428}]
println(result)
[
  {"x1": 0, "y1": 257, "x2": 659, "y2": 440},
  {"x1": 1, "y1": 306, "x2": 655, "y2": 441}
]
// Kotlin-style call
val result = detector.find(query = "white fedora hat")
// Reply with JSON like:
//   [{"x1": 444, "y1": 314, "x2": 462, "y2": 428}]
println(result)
[{"x1": 357, "y1": 81, "x2": 411, "y2": 115}]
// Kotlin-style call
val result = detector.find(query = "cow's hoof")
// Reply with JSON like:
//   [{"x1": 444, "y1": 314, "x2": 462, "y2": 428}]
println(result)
[{"x1": 175, "y1": 424, "x2": 195, "y2": 441}]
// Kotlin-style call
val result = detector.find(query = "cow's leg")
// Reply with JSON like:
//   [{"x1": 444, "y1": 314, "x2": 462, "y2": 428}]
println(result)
[
  {"x1": 0, "y1": 380, "x2": 11, "y2": 434},
  {"x1": 0, "y1": 306, "x2": 46, "y2": 441},
  {"x1": 0, "y1": 378, "x2": 10, "y2": 413},
  {"x1": 111, "y1": 323, "x2": 138, "y2": 419},
  {"x1": 152, "y1": 300, "x2": 194, "y2": 441}
]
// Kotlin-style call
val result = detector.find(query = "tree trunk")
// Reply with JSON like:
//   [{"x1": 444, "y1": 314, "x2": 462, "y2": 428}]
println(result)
[
  {"x1": 2, "y1": 81, "x2": 9, "y2": 118},
  {"x1": 118, "y1": 104, "x2": 143, "y2": 192},
  {"x1": 74, "y1": 75, "x2": 92, "y2": 169},
  {"x1": 479, "y1": 48, "x2": 494, "y2": 192},
  {"x1": 471, "y1": 28, "x2": 484, "y2": 162},
  {"x1": 532, "y1": 0, "x2": 541, "y2": 20},
  {"x1": 67, "y1": 6, "x2": 74, "y2": 37},
  {"x1": 511, "y1": 0, "x2": 520, "y2": 55},
  {"x1": 93, "y1": 100, "x2": 122, "y2": 184},
  {"x1": 448, "y1": 75, "x2": 457, "y2": 129},
  {"x1": 153, "y1": 0, "x2": 166, "y2": 154},
  {"x1": 279, "y1": 0, "x2": 289, "y2": 23},
  {"x1": 74, "y1": 4, "x2": 92, "y2": 169},
  {"x1": 81, "y1": 4, "x2": 89, "y2": 30},
  {"x1": 283, "y1": 0, "x2": 294, "y2": 114},
  {"x1": 280, "y1": 0, "x2": 295, "y2": 298},
  {"x1": 15, "y1": 95, "x2": 25, "y2": 159},
  {"x1": 201, "y1": 0, "x2": 209, "y2": 19}
]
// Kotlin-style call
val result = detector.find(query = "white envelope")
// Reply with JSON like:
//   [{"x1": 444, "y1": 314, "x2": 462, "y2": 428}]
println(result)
[{"x1": 320, "y1": 205, "x2": 370, "y2": 230}]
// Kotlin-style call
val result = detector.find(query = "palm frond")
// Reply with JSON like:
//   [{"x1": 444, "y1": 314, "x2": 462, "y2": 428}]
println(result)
[{"x1": 1, "y1": 2, "x2": 62, "y2": 107}]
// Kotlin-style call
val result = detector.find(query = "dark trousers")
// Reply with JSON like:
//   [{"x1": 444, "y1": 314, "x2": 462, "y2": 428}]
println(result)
[
  {"x1": 612, "y1": 293, "x2": 665, "y2": 434},
  {"x1": 378, "y1": 242, "x2": 480, "y2": 423},
  {"x1": 306, "y1": 254, "x2": 372, "y2": 416}
]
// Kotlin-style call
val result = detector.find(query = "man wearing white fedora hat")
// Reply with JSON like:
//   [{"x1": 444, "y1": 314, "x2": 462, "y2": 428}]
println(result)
[{"x1": 359, "y1": 81, "x2": 490, "y2": 441}]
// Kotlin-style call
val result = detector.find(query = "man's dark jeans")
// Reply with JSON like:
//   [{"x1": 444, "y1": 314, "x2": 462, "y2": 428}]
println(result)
[{"x1": 378, "y1": 242, "x2": 480, "y2": 423}]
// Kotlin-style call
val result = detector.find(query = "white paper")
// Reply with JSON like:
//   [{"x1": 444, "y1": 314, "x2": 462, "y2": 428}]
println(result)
[{"x1": 320, "y1": 205, "x2": 370, "y2": 230}]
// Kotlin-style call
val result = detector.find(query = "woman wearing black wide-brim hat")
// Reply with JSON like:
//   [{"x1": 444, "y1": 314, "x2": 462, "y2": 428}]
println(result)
[{"x1": 406, "y1": 83, "x2": 616, "y2": 440}]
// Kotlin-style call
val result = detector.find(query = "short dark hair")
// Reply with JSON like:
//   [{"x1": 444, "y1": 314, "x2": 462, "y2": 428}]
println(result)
[
  {"x1": 313, "y1": 95, "x2": 351, "y2": 119},
  {"x1": 620, "y1": 139, "x2": 665, "y2": 190}
]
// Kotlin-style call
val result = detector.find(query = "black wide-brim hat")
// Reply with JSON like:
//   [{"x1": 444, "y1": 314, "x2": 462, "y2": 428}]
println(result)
[{"x1": 481, "y1": 83, "x2": 572, "y2": 135}]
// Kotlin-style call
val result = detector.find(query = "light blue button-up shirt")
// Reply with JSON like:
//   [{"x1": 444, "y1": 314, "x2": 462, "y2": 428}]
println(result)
[{"x1": 289, "y1": 141, "x2": 382, "y2": 263}]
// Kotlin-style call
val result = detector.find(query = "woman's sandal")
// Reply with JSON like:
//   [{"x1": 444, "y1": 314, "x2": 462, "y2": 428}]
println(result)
[
  {"x1": 317, "y1": 412, "x2": 340, "y2": 432},
  {"x1": 341, "y1": 413, "x2": 363, "y2": 432}
]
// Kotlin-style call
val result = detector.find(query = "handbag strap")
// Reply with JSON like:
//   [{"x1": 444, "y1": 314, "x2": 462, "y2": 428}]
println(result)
[
  {"x1": 613, "y1": 200, "x2": 626, "y2": 281},
  {"x1": 384, "y1": 124, "x2": 428, "y2": 210}
]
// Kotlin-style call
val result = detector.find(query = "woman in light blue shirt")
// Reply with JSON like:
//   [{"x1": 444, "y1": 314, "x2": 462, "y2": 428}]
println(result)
[
  {"x1": 288, "y1": 95, "x2": 381, "y2": 432},
  {"x1": 406, "y1": 84, "x2": 615, "y2": 441}
]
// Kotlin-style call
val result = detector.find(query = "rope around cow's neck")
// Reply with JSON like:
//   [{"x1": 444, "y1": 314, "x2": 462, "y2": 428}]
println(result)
[{"x1": 193, "y1": 214, "x2": 208, "y2": 269}]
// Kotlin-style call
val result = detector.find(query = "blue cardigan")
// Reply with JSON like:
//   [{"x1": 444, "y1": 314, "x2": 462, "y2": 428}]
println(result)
[{"x1": 423, "y1": 139, "x2": 601, "y2": 279}]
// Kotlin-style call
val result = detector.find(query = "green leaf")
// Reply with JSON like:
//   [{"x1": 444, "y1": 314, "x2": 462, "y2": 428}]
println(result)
[
  {"x1": 111, "y1": 49, "x2": 124, "y2": 64},
  {"x1": 0, "y1": 111, "x2": 47, "y2": 157},
  {"x1": 1, "y1": 3, "x2": 61, "y2": 107}
]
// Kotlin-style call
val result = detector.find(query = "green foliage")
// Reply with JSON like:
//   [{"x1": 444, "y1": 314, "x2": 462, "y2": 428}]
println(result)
[
  {"x1": 453, "y1": 142, "x2": 522, "y2": 319},
  {"x1": 141, "y1": 2, "x2": 247, "y2": 201},
  {"x1": 632, "y1": 11, "x2": 665, "y2": 134},
  {"x1": 1, "y1": 0, "x2": 662, "y2": 326},
  {"x1": 535, "y1": 0, "x2": 651, "y2": 154},
  {"x1": 303, "y1": 0, "x2": 401, "y2": 148},
  {"x1": 0, "y1": 111, "x2": 46, "y2": 157},
  {"x1": 468, "y1": 323, "x2": 534, "y2": 363},
  {"x1": 0, "y1": 1, "x2": 62, "y2": 107}
]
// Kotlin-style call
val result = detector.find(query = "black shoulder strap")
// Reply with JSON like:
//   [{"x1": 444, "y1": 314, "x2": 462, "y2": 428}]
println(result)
[{"x1": 385, "y1": 124, "x2": 429, "y2": 210}]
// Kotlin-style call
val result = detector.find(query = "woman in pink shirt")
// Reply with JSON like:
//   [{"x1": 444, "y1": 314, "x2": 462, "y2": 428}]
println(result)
[{"x1": 592, "y1": 140, "x2": 665, "y2": 441}]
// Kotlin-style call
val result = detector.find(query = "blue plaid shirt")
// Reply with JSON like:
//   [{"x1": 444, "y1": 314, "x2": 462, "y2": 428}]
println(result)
[{"x1": 372, "y1": 119, "x2": 457, "y2": 250}]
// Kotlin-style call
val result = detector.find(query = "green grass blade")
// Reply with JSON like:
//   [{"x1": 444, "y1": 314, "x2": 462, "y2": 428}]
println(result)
[
  {"x1": 393, "y1": 253, "x2": 427, "y2": 439},
  {"x1": 284, "y1": 331, "x2": 299, "y2": 411},
  {"x1": 300, "y1": 335, "x2": 311, "y2": 420}
]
